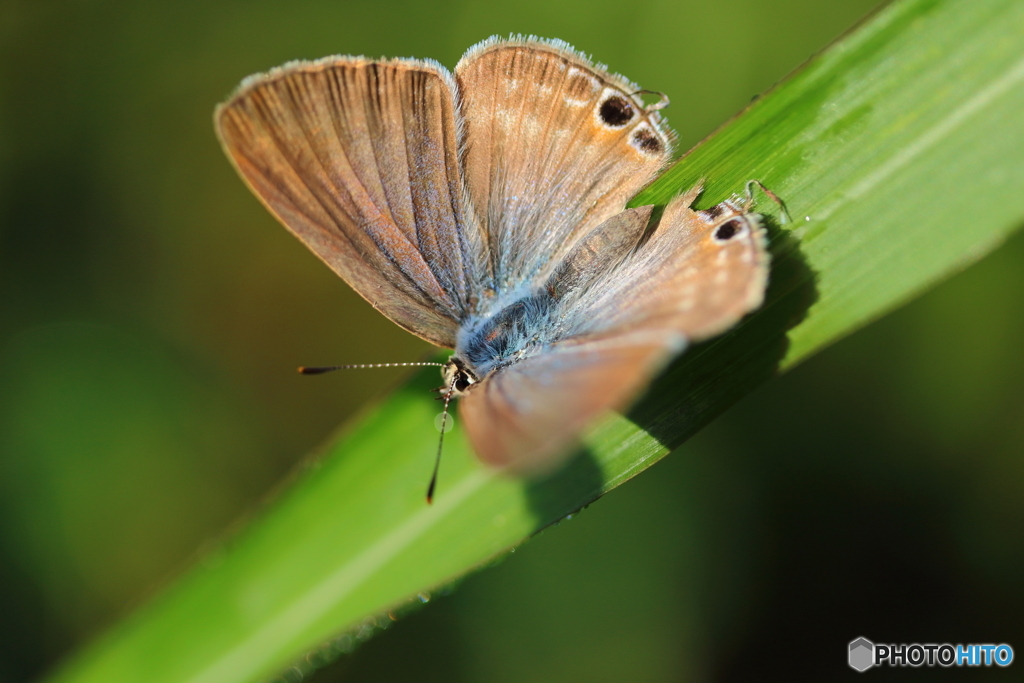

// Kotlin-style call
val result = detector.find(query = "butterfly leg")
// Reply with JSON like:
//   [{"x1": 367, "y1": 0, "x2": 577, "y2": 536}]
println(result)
[{"x1": 743, "y1": 179, "x2": 790, "y2": 224}]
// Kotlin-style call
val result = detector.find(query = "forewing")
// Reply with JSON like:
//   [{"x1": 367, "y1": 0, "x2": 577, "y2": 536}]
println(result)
[
  {"x1": 455, "y1": 37, "x2": 675, "y2": 291},
  {"x1": 216, "y1": 57, "x2": 486, "y2": 348},
  {"x1": 459, "y1": 330, "x2": 685, "y2": 474}
]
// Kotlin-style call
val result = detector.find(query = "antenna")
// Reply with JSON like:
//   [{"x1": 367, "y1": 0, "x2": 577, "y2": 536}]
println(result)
[
  {"x1": 298, "y1": 359, "x2": 456, "y2": 503},
  {"x1": 298, "y1": 361, "x2": 444, "y2": 374},
  {"x1": 426, "y1": 373, "x2": 458, "y2": 505}
]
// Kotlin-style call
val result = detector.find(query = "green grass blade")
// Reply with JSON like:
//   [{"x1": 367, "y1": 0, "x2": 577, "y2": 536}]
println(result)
[{"x1": 48, "y1": 1, "x2": 1024, "y2": 682}]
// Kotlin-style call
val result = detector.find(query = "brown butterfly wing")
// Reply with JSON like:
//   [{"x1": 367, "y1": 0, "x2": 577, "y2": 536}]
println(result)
[
  {"x1": 460, "y1": 189, "x2": 769, "y2": 474},
  {"x1": 216, "y1": 57, "x2": 487, "y2": 348},
  {"x1": 454, "y1": 37, "x2": 675, "y2": 289},
  {"x1": 575, "y1": 188, "x2": 770, "y2": 343}
]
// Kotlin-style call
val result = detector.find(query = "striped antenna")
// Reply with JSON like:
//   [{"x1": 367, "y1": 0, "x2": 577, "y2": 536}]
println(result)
[{"x1": 298, "y1": 361, "x2": 444, "y2": 374}]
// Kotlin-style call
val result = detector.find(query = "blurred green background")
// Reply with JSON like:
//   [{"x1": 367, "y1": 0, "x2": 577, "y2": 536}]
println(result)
[{"x1": 2, "y1": 0, "x2": 1023, "y2": 681}]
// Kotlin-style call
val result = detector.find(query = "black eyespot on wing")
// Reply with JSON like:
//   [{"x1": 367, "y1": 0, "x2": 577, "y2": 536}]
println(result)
[
  {"x1": 599, "y1": 95, "x2": 634, "y2": 127},
  {"x1": 631, "y1": 127, "x2": 662, "y2": 153},
  {"x1": 714, "y1": 219, "x2": 742, "y2": 241}
]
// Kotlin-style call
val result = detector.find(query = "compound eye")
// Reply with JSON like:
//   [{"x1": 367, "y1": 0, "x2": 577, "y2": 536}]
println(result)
[{"x1": 455, "y1": 374, "x2": 472, "y2": 392}]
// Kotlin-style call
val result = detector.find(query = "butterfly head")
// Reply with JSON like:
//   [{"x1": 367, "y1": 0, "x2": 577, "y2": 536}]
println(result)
[{"x1": 441, "y1": 356, "x2": 480, "y2": 399}]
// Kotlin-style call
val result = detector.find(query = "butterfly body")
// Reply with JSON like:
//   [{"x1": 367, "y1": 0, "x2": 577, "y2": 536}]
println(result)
[
  {"x1": 455, "y1": 291, "x2": 553, "y2": 379},
  {"x1": 216, "y1": 36, "x2": 770, "y2": 481}
]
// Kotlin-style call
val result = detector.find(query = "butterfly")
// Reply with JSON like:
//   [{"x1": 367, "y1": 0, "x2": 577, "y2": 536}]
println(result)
[{"x1": 215, "y1": 36, "x2": 770, "y2": 500}]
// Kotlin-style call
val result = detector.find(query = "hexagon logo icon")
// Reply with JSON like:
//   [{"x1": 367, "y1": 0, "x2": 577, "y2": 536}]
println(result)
[{"x1": 849, "y1": 637, "x2": 875, "y2": 672}]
